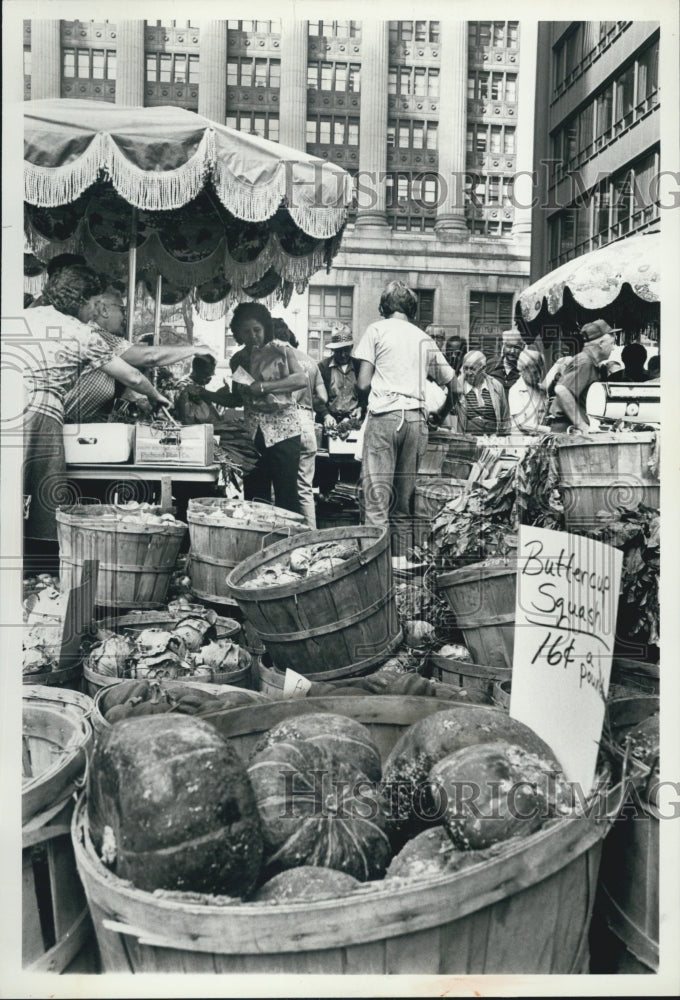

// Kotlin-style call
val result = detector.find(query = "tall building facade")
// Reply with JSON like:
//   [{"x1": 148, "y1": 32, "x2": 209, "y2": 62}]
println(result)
[
  {"x1": 23, "y1": 17, "x2": 535, "y2": 358},
  {"x1": 530, "y1": 21, "x2": 660, "y2": 282}
]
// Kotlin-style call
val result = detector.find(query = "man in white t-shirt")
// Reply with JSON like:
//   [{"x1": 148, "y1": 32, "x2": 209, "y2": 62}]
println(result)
[{"x1": 353, "y1": 281, "x2": 456, "y2": 566}]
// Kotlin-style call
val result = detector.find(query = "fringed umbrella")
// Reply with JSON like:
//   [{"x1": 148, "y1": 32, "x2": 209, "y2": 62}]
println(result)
[
  {"x1": 24, "y1": 99, "x2": 352, "y2": 336},
  {"x1": 515, "y1": 231, "x2": 660, "y2": 343}
]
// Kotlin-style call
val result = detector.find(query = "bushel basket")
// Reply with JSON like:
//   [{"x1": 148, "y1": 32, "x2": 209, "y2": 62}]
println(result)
[
  {"x1": 226, "y1": 526, "x2": 402, "y2": 678},
  {"x1": 186, "y1": 498, "x2": 307, "y2": 604},
  {"x1": 56, "y1": 504, "x2": 186, "y2": 609},
  {"x1": 72, "y1": 696, "x2": 611, "y2": 974}
]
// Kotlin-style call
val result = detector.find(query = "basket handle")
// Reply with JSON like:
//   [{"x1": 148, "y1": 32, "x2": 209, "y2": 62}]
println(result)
[{"x1": 260, "y1": 526, "x2": 292, "y2": 550}]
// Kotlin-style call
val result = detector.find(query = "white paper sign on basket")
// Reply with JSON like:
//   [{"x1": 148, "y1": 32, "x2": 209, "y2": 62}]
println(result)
[
  {"x1": 283, "y1": 668, "x2": 312, "y2": 699},
  {"x1": 510, "y1": 525, "x2": 622, "y2": 794}
]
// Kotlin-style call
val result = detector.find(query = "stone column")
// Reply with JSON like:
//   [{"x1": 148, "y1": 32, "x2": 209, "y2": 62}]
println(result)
[
  {"x1": 355, "y1": 20, "x2": 390, "y2": 229},
  {"x1": 31, "y1": 20, "x2": 61, "y2": 100},
  {"x1": 198, "y1": 20, "x2": 228, "y2": 122},
  {"x1": 115, "y1": 20, "x2": 145, "y2": 107},
  {"x1": 279, "y1": 19, "x2": 308, "y2": 151},
  {"x1": 435, "y1": 21, "x2": 469, "y2": 240},
  {"x1": 529, "y1": 21, "x2": 553, "y2": 281},
  {"x1": 511, "y1": 20, "x2": 538, "y2": 241}
]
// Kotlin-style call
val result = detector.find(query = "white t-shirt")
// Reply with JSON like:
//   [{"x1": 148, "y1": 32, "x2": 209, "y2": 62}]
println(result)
[{"x1": 353, "y1": 314, "x2": 454, "y2": 414}]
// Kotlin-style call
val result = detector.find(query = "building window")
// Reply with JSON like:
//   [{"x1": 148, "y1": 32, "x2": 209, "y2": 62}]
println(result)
[
  {"x1": 469, "y1": 292, "x2": 514, "y2": 346},
  {"x1": 228, "y1": 20, "x2": 281, "y2": 33},
  {"x1": 413, "y1": 290, "x2": 435, "y2": 330},
  {"x1": 64, "y1": 47, "x2": 116, "y2": 80},
  {"x1": 306, "y1": 116, "x2": 359, "y2": 146},
  {"x1": 226, "y1": 57, "x2": 280, "y2": 89},
  {"x1": 308, "y1": 21, "x2": 361, "y2": 39},
  {"x1": 389, "y1": 21, "x2": 440, "y2": 44},
  {"x1": 308, "y1": 61, "x2": 359, "y2": 92},
  {"x1": 307, "y1": 287, "x2": 354, "y2": 360},
  {"x1": 226, "y1": 111, "x2": 279, "y2": 142},
  {"x1": 637, "y1": 41, "x2": 659, "y2": 112}
]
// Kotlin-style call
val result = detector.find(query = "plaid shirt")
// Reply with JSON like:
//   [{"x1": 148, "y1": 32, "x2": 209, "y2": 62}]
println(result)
[
  {"x1": 63, "y1": 328, "x2": 130, "y2": 422},
  {"x1": 23, "y1": 307, "x2": 121, "y2": 422}
]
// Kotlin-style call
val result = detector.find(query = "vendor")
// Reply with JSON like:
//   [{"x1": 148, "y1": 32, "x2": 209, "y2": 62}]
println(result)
[
  {"x1": 487, "y1": 329, "x2": 525, "y2": 392},
  {"x1": 316, "y1": 326, "x2": 365, "y2": 433},
  {"x1": 210, "y1": 303, "x2": 306, "y2": 516},
  {"x1": 508, "y1": 349, "x2": 550, "y2": 434},
  {"x1": 63, "y1": 288, "x2": 215, "y2": 422},
  {"x1": 23, "y1": 265, "x2": 171, "y2": 551},
  {"x1": 354, "y1": 280, "x2": 456, "y2": 565},
  {"x1": 271, "y1": 318, "x2": 328, "y2": 529},
  {"x1": 547, "y1": 320, "x2": 618, "y2": 433},
  {"x1": 455, "y1": 351, "x2": 510, "y2": 436}
]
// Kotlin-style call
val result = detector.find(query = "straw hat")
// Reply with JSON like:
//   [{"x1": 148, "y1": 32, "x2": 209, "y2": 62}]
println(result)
[{"x1": 326, "y1": 326, "x2": 354, "y2": 351}]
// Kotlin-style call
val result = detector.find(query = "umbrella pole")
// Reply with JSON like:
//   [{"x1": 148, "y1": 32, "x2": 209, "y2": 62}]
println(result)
[
  {"x1": 152, "y1": 274, "x2": 163, "y2": 387},
  {"x1": 126, "y1": 207, "x2": 137, "y2": 342}
]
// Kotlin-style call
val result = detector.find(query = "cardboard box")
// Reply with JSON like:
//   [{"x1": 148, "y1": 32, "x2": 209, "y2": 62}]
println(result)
[
  {"x1": 134, "y1": 423, "x2": 214, "y2": 467},
  {"x1": 63, "y1": 423, "x2": 134, "y2": 464},
  {"x1": 328, "y1": 430, "x2": 360, "y2": 457}
]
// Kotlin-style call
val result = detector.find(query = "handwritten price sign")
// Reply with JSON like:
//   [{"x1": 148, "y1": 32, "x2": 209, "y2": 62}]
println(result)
[{"x1": 510, "y1": 525, "x2": 623, "y2": 792}]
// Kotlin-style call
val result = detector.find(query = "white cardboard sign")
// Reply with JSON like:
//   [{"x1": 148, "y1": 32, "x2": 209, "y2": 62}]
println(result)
[
  {"x1": 510, "y1": 525, "x2": 623, "y2": 792},
  {"x1": 282, "y1": 668, "x2": 312, "y2": 699}
]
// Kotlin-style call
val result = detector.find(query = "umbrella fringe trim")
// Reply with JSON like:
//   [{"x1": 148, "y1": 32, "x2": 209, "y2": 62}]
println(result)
[
  {"x1": 24, "y1": 271, "x2": 48, "y2": 297},
  {"x1": 24, "y1": 132, "x2": 107, "y2": 207},
  {"x1": 24, "y1": 215, "x2": 83, "y2": 260},
  {"x1": 288, "y1": 203, "x2": 350, "y2": 240},
  {"x1": 104, "y1": 130, "x2": 215, "y2": 211}
]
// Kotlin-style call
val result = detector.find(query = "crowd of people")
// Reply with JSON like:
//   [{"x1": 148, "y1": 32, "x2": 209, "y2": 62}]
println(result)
[{"x1": 22, "y1": 264, "x2": 659, "y2": 568}]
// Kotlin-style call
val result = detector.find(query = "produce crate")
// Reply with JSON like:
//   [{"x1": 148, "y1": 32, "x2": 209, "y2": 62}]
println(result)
[
  {"x1": 63, "y1": 423, "x2": 134, "y2": 464},
  {"x1": 134, "y1": 423, "x2": 214, "y2": 467}
]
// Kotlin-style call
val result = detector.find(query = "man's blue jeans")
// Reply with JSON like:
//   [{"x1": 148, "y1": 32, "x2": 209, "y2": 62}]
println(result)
[{"x1": 360, "y1": 409, "x2": 428, "y2": 556}]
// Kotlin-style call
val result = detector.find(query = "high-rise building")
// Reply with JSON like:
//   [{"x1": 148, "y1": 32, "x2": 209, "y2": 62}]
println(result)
[
  {"x1": 23, "y1": 17, "x2": 536, "y2": 358},
  {"x1": 530, "y1": 21, "x2": 660, "y2": 281}
]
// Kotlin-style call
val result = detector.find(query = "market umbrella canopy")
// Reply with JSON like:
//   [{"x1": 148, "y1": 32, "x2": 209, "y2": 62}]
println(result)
[
  {"x1": 516, "y1": 231, "x2": 660, "y2": 338},
  {"x1": 24, "y1": 99, "x2": 353, "y2": 311}
]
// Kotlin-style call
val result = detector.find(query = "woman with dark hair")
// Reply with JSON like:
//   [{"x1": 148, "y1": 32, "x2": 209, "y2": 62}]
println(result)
[
  {"x1": 211, "y1": 302, "x2": 306, "y2": 515},
  {"x1": 22, "y1": 265, "x2": 171, "y2": 550}
]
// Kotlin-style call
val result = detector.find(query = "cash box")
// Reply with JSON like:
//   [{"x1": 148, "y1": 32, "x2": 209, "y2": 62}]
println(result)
[
  {"x1": 134, "y1": 423, "x2": 215, "y2": 467},
  {"x1": 63, "y1": 423, "x2": 134, "y2": 464}
]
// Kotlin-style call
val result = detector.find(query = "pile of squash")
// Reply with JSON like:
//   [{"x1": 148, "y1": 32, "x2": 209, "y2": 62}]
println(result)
[{"x1": 87, "y1": 703, "x2": 581, "y2": 904}]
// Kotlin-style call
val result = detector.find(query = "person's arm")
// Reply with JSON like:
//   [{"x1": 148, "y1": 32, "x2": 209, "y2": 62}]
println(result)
[
  {"x1": 247, "y1": 345, "x2": 306, "y2": 396},
  {"x1": 497, "y1": 383, "x2": 511, "y2": 435},
  {"x1": 312, "y1": 366, "x2": 329, "y2": 409},
  {"x1": 121, "y1": 343, "x2": 214, "y2": 368},
  {"x1": 356, "y1": 360, "x2": 374, "y2": 393},
  {"x1": 100, "y1": 355, "x2": 171, "y2": 407}
]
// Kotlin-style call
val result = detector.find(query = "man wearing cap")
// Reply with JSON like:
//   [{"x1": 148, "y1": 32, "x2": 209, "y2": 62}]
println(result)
[
  {"x1": 316, "y1": 325, "x2": 364, "y2": 432},
  {"x1": 548, "y1": 319, "x2": 618, "y2": 432},
  {"x1": 487, "y1": 329, "x2": 526, "y2": 392}
]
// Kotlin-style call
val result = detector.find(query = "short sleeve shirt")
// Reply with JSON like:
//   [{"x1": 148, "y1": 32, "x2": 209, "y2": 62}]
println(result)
[
  {"x1": 353, "y1": 315, "x2": 454, "y2": 414},
  {"x1": 243, "y1": 341, "x2": 301, "y2": 448},
  {"x1": 549, "y1": 351, "x2": 600, "y2": 427},
  {"x1": 22, "y1": 307, "x2": 118, "y2": 421}
]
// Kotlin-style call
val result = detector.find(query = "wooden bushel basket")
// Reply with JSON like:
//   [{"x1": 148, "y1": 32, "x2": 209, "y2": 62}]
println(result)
[
  {"x1": 72, "y1": 697, "x2": 610, "y2": 974},
  {"x1": 437, "y1": 562, "x2": 517, "y2": 671},
  {"x1": 594, "y1": 694, "x2": 660, "y2": 972},
  {"x1": 226, "y1": 526, "x2": 403, "y2": 677},
  {"x1": 56, "y1": 505, "x2": 186, "y2": 609},
  {"x1": 427, "y1": 652, "x2": 512, "y2": 704},
  {"x1": 23, "y1": 686, "x2": 95, "y2": 971},
  {"x1": 555, "y1": 432, "x2": 660, "y2": 532},
  {"x1": 186, "y1": 498, "x2": 307, "y2": 604}
]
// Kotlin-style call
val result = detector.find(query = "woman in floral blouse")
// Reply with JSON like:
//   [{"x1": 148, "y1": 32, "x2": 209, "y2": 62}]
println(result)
[{"x1": 212, "y1": 303, "x2": 306, "y2": 515}]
